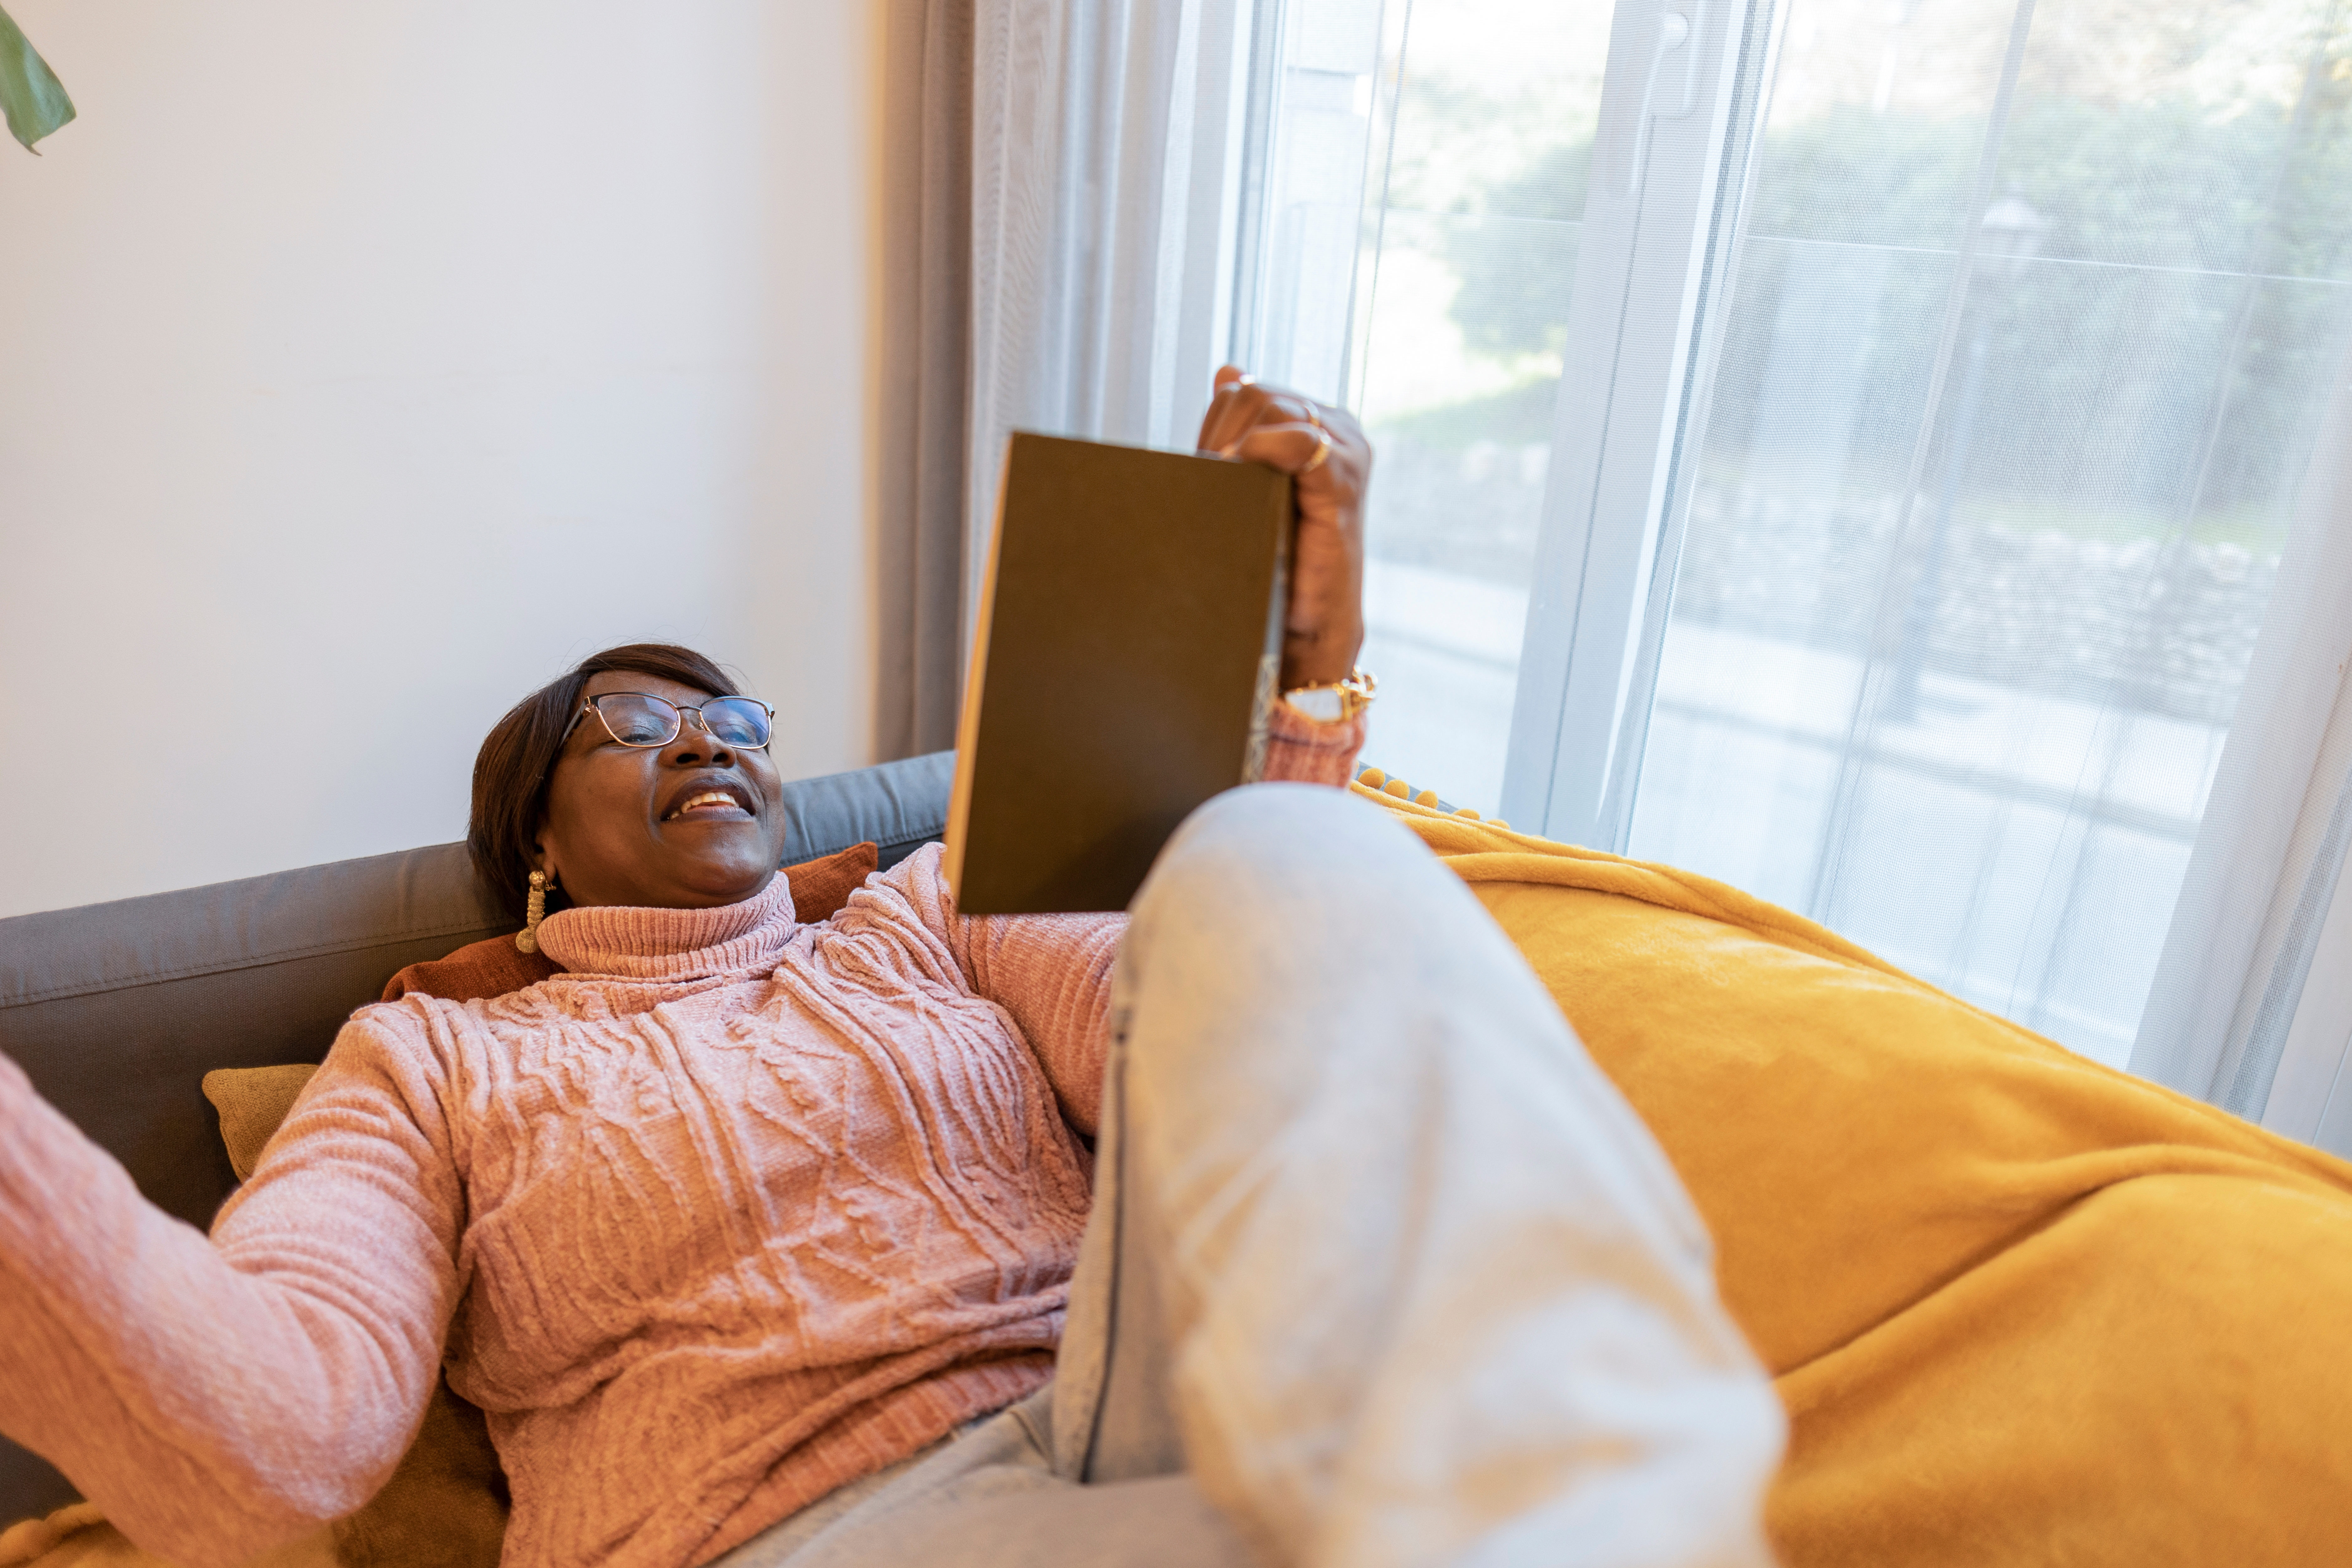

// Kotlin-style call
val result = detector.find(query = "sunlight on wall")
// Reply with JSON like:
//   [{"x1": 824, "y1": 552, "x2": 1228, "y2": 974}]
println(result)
[{"x1": 0, "y1": 0, "x2": 879, "y2": 919}]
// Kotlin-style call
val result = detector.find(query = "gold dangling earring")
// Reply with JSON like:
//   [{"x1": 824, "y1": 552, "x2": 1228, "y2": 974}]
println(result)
[{"x1": 516, "y1": 870, "x2": 551, "y2": 953}]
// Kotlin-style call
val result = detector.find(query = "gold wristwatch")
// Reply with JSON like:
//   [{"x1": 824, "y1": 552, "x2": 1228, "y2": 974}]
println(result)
[{"x1": 1280, "y1": 666, "x2": 1378, "y2": 723}]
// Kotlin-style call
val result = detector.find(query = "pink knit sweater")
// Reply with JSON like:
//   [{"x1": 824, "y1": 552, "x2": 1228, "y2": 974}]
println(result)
[{"x1": 0, "y1": 713, "x2": 1362, "y2": 1568}]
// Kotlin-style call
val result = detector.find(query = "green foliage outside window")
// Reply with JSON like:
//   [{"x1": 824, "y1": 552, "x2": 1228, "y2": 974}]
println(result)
[{"x1": 1403, "y1": 65, "x2": 2352, "y2": 529}]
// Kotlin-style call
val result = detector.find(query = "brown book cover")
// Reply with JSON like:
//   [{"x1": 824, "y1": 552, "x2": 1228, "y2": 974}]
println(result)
[{"x1": 944, "y1": 432, "x2": 1295, "y2": 914}]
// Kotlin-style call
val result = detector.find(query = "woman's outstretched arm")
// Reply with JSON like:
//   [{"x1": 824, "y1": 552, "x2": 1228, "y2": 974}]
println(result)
[{"x1": 0, "y1": 1011, "x2": 466, "y2": 1568}]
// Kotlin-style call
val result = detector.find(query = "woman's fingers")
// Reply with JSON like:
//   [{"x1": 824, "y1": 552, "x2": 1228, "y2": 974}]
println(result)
[
  {"x1": 1197, "y1": 367, "x2": 1371, "y2": 691},
  {"x1": 1205, "y1": 396, "x2": 1340, "y2": 461},
  {"x1": 1196, "y1": 364, "x2": 1344, "y2": 460},
  {"x1": 1221, "y1": 421, "x2": 1332, "y2": 475},
  {"x1": 1199, "y1": 368, "x2": 1369, "y2": 538},
  {"x1": 1197, "y1": 368, "x2": 1272, "y2": 456}
]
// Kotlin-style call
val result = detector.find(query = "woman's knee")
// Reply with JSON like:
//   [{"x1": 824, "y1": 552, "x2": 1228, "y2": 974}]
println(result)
[
  {"x1": 1118, "y1": 783, "x2": 1534, "y2": 1080},
  {"x1": 1137, "y1": 784, "x2": 1443, "y2": 938}
]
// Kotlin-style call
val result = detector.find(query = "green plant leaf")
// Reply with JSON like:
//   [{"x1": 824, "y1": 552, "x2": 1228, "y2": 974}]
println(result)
[{"x1": 0, "y1": 2, "x2": 75, "y2": 154}]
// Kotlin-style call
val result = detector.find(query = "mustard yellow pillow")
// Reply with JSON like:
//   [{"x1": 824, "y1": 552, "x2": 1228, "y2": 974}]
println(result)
[
  {"x1": 1360, "y1": 779, "x2": 2352, "y2": 1568},
  {"x1": 202, "y1": 1065, "x2": 318, "y2": 1183}
]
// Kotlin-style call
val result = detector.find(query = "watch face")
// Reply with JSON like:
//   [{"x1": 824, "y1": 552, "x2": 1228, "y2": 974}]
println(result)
[{"x1": 1284, "y1": 687, "x2": 1344, "y2": 723}]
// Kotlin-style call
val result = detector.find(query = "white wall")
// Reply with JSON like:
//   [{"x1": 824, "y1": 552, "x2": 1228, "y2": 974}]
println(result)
[{"x1": 0, "y1": 1, "x2": 881, "y2": 919}]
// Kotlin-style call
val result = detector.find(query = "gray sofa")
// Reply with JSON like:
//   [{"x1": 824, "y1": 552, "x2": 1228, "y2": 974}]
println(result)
[{"x1": 0, "y1": 751, "x2": 958, "y2": 1525}]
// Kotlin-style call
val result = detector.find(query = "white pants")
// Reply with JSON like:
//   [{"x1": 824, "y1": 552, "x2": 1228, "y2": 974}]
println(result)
[{"x1": 720, "y1": 786, "x2": 1783, "y2": 1568}]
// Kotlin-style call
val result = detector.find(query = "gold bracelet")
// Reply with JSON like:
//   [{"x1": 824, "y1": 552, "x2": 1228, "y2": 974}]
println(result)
[{"x1": 1280, "y1": 666, "x2": 1377, "y2": 723}]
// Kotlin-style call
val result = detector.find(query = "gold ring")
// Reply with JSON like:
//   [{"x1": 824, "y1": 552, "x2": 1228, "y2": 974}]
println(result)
[
  {"x1": 1300, "y1": 428, "x2": 1332, "y2": 474},
  {"x1": 1274, "y1": 395, "x2": 1321, "y2": 430}
]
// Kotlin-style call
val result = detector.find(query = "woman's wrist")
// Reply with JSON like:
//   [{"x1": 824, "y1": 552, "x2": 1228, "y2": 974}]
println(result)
[
  {"x1": 1263, "y1": 698, "x2": 1368, "y2": 785},
  {"x1": 1279, "y1": 667, "x2": 1377, "y2": 724},
  {"x1": 1281, "y1": 617, "x2": 1365, "y2": 690}
]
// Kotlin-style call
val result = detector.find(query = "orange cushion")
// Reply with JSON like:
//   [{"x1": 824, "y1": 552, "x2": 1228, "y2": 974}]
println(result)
[
  {"x1": 382, "y1": 843, "x2": 880, "y2": 1003},
  {"x1": 778, "y1": 840, "x2": 882, "y2": 925},
  {"x1": 381, "y1": 935, "x2": 557, "y2": 1006}
]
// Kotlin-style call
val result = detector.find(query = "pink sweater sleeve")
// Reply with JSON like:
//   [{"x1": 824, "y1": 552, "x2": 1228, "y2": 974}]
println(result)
[
  {"x1": 1258, "y1": 701, "x2": 1368, "y2": 789},
  {"x1": 0, "y1": 1013, "x2": 466, "y2": 1567},
  {"x1": 914, "y1": 705, "x2": 1367, "y2": 1136}
]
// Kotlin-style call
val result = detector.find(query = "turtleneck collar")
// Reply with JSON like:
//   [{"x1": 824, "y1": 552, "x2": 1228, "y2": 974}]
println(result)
[{"x1": 534, "y1": 873, "x2": 798, "y2": 983}]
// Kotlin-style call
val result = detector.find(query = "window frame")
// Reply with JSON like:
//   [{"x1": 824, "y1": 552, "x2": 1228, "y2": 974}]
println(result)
[
  {"x1": 1495, "y1": 0, "x2": 1777, "y2": 850},
  {"x1": 1230, "y1": 0, "x2": 2352, "y2": 1146}
]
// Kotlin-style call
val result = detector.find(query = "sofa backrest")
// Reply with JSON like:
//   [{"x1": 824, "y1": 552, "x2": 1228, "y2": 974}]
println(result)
[{"x1": 0, "y1": 750, "x2": 953, "y2": 1524}]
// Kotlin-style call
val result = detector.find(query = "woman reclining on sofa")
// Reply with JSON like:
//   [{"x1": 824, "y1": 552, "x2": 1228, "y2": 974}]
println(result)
[{"x1": 0, "y1": 371, "x2": 1786, "y2": 1568}]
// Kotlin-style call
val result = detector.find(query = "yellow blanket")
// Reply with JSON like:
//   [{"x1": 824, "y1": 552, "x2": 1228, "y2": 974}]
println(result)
[{"x1": 1364, "y1": 781, "x2": 2352, "y2": 1566}]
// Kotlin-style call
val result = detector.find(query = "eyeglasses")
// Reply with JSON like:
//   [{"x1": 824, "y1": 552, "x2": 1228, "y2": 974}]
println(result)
[{"x1": 562, "y1": 692, "x2": 776, "y2": 751}]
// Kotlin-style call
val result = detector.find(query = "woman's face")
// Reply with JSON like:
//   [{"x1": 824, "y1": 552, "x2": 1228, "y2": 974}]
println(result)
[{"x1": 531, "y1": 670, "x2": 789, "y2": 910}]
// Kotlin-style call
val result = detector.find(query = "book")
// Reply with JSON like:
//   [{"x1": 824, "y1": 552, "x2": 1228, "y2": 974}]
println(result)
[{"x1": 943, "y1": 432, "x2": 1296, "y2": 914}]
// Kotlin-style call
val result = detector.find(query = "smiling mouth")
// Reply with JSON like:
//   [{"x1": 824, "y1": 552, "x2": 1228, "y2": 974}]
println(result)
[{"x1": 664, "y1": 789, "x2": 754, "y2": 822}]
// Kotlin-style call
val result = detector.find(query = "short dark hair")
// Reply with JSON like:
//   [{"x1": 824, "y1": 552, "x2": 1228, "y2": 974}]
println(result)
[{"x1": 468, "y1": 643, "x2": 742, "y2": 921}]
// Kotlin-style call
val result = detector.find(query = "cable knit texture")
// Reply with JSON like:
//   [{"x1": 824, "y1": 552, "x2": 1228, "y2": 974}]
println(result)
[{"x1": 0, "y1": 709, "x2": 1362, "y2": 1568}]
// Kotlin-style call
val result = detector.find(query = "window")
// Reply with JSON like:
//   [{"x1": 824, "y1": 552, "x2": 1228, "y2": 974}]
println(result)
[
  {"x1": 1240, "y1": 0, "x2": 2352, "y2": 1103},
  {"x1": 1240, "y1": 0, "x2": 1614, "y2": 812}
]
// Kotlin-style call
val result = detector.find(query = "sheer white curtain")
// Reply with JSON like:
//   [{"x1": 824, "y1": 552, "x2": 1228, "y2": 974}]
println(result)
[
  {"x1": 1602, "y1": 0, "x2": 2352, "y2": 1085},
  {"x1": 2133, "y1": 352, "x2": 2352, "y2": 1119},
  {"x1": 966, "y1": 0, "x2": 1259, "y2": 645},
  {"x1": 875, "y1": 0, "x2": 977, "y2": 760},
  {"x1": 1240, "y1": 0, "x2": 2352, "y2": 1138},
  {"x1": 878, "y1": 0, "x2": 1261, "y2": 753}
]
